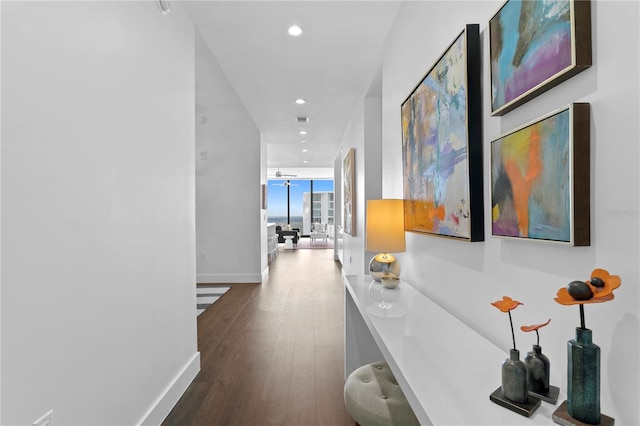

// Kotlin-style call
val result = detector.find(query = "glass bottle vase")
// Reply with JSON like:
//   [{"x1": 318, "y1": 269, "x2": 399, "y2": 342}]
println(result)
[
  {"x1": 567, "y1": 327, "x2": 600, "y2": 424},
  {"x1": 502, "y1": 349, "x2": 528, "y2": 403}
]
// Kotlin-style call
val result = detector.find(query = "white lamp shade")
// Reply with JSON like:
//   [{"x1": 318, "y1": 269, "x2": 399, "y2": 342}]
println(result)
[{"x1": 366, "y1": 199, "x2": 406, "y2": 253}]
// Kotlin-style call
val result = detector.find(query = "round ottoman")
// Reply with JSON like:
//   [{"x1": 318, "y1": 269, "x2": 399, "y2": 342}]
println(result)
[{"x1": 344, "y1": 361, "x2": 420, "y2": 426}]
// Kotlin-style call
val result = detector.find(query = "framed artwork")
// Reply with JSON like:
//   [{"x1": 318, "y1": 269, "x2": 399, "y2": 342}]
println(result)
[
  {"x1": 489, "y1": 0, "x2": 592, "y2": 116},
  {"x1": 261, "y1": 184, "x2": 267, "y2": 210},
  {"x1": 401, "y1": 25, "x2": 484, "y2": 242},
  {"x1": 343, "y1": 148, "x2": 356, "y2": 236},
  {"x1": 490, "y1": 103, "x2": 590, "y2": 245}
]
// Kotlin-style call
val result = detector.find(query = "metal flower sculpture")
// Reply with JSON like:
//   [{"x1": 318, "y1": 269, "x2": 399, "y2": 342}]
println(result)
[
  {"x1": 553, "y1": 268, "x2": 621, "y2": 424},
  {"x1": 491, "y1": 296, "x2": 523, "y2": 350},
  {"x1": 521, "y1": 319, "x2": 551, "y2": 347},
  {"x1": 555, "y1": 268, "x2": 621, "y2": 328}
]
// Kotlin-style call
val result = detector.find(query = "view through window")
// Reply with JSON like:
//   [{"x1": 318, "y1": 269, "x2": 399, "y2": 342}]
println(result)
[{"x1": 268, "y1": 179, "x2": 334, "y2": 236}]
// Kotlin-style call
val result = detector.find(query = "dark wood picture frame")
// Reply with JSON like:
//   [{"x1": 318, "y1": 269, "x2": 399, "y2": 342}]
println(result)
[
  {"x1": 490, "y1": 103, "x2": 590, "y2": 246},
  {"x1": 401, "y1": 24, "x2": 484, "y2": 242},
  {"x1": 489, "y1": 0, "x2": 592, "y2": 116}
]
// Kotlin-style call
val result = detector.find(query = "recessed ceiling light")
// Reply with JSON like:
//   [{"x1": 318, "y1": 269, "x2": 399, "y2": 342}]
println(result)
[
  {"x1": 288, "y1": 25, "x2": 303, "y2": 36},
  {"x1": 303, "y1": 160, "x2": 308, "y2": 164},
  {"x1": 295, "y1": 98, "x2": 306, "y2": 105},
  {"x1": 300, "y1": 139, "x2": 307, "y2": 143},
  {"x1": 301, "y1": 149, "x2": 308, "y2": 152},
  {"x1": 299, "y1": 130, "x2": 307, "y2": 135}
]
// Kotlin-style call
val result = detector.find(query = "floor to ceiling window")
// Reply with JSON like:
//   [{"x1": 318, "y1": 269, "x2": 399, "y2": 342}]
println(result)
[{"x1": 268, "y1": 179, "x2": 334, "y2": 236}]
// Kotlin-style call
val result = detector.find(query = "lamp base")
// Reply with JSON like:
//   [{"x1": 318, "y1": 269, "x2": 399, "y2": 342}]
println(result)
[{"x1": 369, "y1": 253, "x2": 400, "y2": 282}]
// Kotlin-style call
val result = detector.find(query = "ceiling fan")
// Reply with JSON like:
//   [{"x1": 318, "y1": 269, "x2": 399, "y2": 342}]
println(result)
[
  {"x1": 270, "y1": 180, "x2": 298, "y2": 187},
  {"x1": 272, "y1": 169, "x2": 297, "y2": 178}
]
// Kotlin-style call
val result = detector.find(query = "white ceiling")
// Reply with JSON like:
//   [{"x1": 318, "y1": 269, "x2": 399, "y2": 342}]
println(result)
[{"x1": 185, "y1": 1, "x2": 402, "y2": 173}]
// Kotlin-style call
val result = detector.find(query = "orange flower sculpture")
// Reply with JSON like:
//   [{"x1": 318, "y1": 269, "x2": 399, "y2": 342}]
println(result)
[
  {"x1": 521, "y1": 319, "x2": 551, "y2": 347},
  {"x1": 492, "y1": 296, "x2": 523, "y2": 350},
  {"x1": 554, "y1": 268, "x2": 621, "y2": 329}
]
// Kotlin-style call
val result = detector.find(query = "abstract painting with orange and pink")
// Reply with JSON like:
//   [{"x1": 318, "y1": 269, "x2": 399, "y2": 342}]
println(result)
[{"x1": 491, "y1": 109, "x2": 571, "y2": 242}]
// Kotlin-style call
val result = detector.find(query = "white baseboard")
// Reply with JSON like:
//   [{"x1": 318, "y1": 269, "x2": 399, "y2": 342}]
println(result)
[
  {"x1": 197, "y1": 273, "x2": 262, "y2": 283},
  {"x1": 137, "y1": 352, "x2": 200, "y2": 425}
]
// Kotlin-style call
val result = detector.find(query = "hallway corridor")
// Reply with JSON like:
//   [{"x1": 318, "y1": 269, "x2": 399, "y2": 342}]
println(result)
[{"x1": 163, "y1": 248, "x2": 353, "y2": 425}]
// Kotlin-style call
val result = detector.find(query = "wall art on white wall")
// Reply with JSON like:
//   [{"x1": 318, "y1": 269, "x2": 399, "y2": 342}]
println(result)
[
  {"x1": 490, "y1": 103, "x2": 590, "y2": 245},
  {"x1": 401, "y1": 24, "x2": 484, "y2": 242}
]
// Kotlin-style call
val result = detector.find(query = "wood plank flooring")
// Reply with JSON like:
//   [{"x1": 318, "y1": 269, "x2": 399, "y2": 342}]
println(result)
[{"x1": 163, "y1": 246, "x2": 354, "y2": 426}]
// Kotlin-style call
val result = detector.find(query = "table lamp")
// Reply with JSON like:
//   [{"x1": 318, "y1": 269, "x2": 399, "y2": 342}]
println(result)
[{"x1": 366, "y1": 199, "x2": 406, "y2": 282}]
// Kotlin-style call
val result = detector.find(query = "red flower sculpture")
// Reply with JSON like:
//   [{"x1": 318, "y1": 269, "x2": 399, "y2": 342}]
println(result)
[
  {"x1": 520, "y1": 319, "x2": 551, "y2": 333},
  {"x1": 492, "y1": 296, "x2": 523, "y2": 312},
  {"x1": 492, "y1": 296, "x2": 523, "y2": 350},
  {"x1": 555, "y1": 269, "x2": 621, "y2": 305},
  {"x1": 554, "y1": 268, "x2": 621, "y2": 329},
  {"x1": 521, "y1": 319, "x2": 551, "y2": 346}
]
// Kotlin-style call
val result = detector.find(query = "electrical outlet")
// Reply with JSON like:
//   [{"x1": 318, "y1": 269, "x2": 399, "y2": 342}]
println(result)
[{"x1": 33, "y1": 410, "x2": 53, "y2": 426}]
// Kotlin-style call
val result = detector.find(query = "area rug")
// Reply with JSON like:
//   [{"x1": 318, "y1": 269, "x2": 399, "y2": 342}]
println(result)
[
  {"x1": 294, "y1": 238, "x2": 334, "y2": 249},
  {"x1": 197, "y1": 285, "x2": 231, "y2": 316}
]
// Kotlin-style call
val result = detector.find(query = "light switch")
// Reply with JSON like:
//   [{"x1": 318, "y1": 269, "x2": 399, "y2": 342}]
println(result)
[{"x1": 199, "y1": 151, "x2": 207, "y2": 160}]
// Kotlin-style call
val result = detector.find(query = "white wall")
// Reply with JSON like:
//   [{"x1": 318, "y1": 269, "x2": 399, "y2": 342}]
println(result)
[
  {"x1": 334, "y1": 149, "x2": 344, "y2": 262},
  {"x1": 365, "y1": 1, "x2": 639, "y2": 423},
  {"x1": 340, "y1": 81, "x2": 385, "y2": 275},
  {"x1": 1, "y1": 2, "x2": 198, "y2": 424},
  {"x1": 261, "y1": 135, "x2": 269, "y2": 276},
  {"x1": 340, "y1": 102, "x2": 366, "y2": 275},
  {"x1": 195, "y1": 31, "x2": 262, "y2": 284},
  {"x1": 0, "y1": 0, "x2": 3, "y2": 420}
]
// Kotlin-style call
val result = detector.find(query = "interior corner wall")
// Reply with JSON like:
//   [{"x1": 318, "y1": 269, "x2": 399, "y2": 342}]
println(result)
[
  {"x1": 340, "y1": 95, "x2": 383, "y2": 277},
  {"x1": 0, "y1": 0, "x2": 3, "y2": 420},
  {"x1": 260, "y1": 134, "x2": 269, "y2": 276},
  {"x1": 375, "y1": 1, "x2": 639, "y2": 423},
  {"x1": 362, "y1": 96, "x2": 383, "y2": 274},
  {"x1": 194, "y1": 31, "x2": 262, "y2": 284},
  {"x1": 1, "y1": 2, "x2": 198, "y2": 424},
  {"x1": 334, "y1": 149, "x2": 343, "y2": 263}
]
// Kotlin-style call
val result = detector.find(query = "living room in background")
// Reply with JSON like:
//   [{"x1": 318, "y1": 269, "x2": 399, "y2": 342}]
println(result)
[
  {"x1": 287, "y1": 180, "x2": 311, "y2": 232},
  {"x1": 268, "y1": 179, "x2": 334, "y2": 237},
  {"x1": 268, "y1": 179, "x2": 290, "y2": 226},
  {"x1": 307, "y1": 180, "x2": 335, "y2": 237}
]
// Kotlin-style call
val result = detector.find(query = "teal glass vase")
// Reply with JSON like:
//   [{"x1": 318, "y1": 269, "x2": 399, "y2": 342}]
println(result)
[
  {"x1": 502, "y1": 349, "x2": 528, "y2": 403},
  {"x1": 567, "y1": 327, "x2": 600, "y2": 424}
]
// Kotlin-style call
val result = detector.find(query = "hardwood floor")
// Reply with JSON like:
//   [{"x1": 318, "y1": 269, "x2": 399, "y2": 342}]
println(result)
[{"x1": 163, "y1": 246, "x2": 354, "y2": 426}]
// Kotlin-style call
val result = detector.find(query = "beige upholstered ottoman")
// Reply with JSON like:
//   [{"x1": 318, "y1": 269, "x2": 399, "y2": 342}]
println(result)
[{"x1": 344, "y1": 361, "x2": 420, "y2": 426}]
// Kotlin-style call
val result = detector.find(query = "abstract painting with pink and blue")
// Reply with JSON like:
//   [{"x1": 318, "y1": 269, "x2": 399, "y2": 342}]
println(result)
[{"x1": 490, "y1": 0, "x2": 573, "y2": 113}]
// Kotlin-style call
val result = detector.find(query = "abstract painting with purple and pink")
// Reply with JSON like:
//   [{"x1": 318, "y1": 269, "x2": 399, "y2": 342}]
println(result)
[{"x1": 490, "y1": 0, "x2": 573, "y2": 113}]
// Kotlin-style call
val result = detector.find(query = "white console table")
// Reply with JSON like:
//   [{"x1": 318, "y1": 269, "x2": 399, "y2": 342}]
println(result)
[{"x1": 344, "y1": 275, "x2": 562, "y2": 425}]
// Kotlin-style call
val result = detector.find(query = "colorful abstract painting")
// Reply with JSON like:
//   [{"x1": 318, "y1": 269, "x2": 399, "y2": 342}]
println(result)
[
  {"x1": 402, "y1": 26, "x2": 483, "y2": 241},
  {"x1": 491, "y1": 104, "x2": 590, "y2": 245},
  {"x1": 343, "y1": 148, "x2": 355, "y2": 236},
  {"x1": 490, "y1": 0, "x2": 592, "y2": 115}
]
